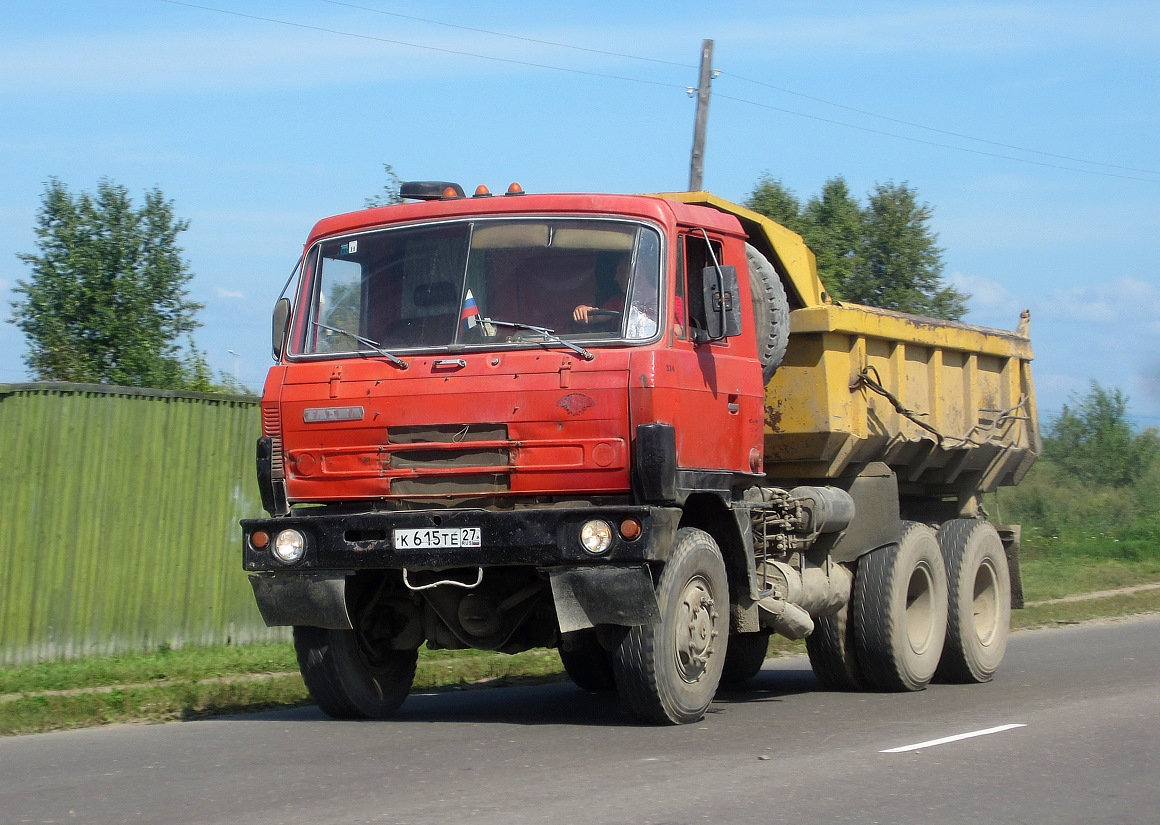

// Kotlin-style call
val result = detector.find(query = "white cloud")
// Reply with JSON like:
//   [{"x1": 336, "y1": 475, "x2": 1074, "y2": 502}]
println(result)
[
  {"x1": 4, "y1": 2, "x2": 1155, "y2": 97},
  {"x1": 0, "y1": 23, "x2": 508, "y2": 95},
  {"x1": 216, "y1": 288, "x2": 245, "y2": 299},
  {"x1": 1038, "y1": 277, "x2": 1160, "y2": 326},
  {"x1": 952, "y1": 271, "x2": 1022, "y2": 314}
]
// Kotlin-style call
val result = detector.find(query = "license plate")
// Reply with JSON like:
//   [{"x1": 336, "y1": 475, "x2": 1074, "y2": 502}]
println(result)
[{"x1": 393, "y1": 527, "x2": 482, "y2": 549}]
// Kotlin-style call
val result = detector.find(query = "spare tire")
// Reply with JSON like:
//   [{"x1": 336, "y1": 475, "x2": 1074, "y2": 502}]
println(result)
[{"x1": 746, "y1": 243, "x2": 790, "y2": 384}]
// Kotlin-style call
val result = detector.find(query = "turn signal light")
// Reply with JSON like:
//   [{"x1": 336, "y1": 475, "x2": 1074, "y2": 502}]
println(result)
[
  {"x1": 619, "y1": 518, "x2": 643, "y2": 541},
  {"x1": 251, "y1": 530, "x2": 270, "y2": 549}
]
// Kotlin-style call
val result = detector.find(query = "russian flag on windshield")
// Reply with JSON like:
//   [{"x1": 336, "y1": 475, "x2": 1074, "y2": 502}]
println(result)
[{"x1": 460, "y1": 289, "x2": 481, "y2": 331}]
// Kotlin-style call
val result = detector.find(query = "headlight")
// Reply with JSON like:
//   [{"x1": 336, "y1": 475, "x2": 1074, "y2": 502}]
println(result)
[
  {"x1": 580, "y1": 520, "x2": 614, "y2": 555},
  {"x1": 272, "y1": 529, "x2": 306, "y2": 564}
]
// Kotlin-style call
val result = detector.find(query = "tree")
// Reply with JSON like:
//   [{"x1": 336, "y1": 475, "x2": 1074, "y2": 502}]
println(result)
[
  {"x1": 365, "y1": 163, "x2": 404, "y2": 208},
  {"x1": 801, "y1": 177, "x2": 863, "y2": 302},
  {"x1": 848, "y1": 182, "x2": 967, "y2": 319},
  {"x1": 745, "y1": 175, "x2": 805, "y2": 236},
  {"x1": 10, "y1": 178, "x2": 208, "y2": 389},
  {"x1": 1044, "y1": 381, "x2": 1160, "y2": 488},
  {"x1": 744, "y1": 175, "x2": 969, "y2": 321}
]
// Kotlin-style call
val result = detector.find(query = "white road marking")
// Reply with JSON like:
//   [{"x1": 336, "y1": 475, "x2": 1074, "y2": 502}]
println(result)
[{"x1": 880, "y1": 723, "x2": 1027, "y2": 753}]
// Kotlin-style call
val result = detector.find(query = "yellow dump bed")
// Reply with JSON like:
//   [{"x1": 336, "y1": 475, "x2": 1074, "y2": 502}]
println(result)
[
  {"x1": 764, "y1": 304, "x2": 1038, "y2": 492},
  {"x1": 659, "y1": 191, "x2": 1040, "y2": 495}
]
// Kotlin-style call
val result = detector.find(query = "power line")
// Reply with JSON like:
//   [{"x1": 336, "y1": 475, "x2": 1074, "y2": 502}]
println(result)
[
  {"x1": 158, "y1": 0, "x2": 1157, "y2": 183},
  {"x1": 312, "y1": 0, "x2": 697, "y2": 71},
  {"x1": 302, "y1": 0, "x2": 1157, "y2": 180},
  {"x1": 714, "y1": 92, "x2": 1160, "y2": 183},
  {"x1": 158, "y1": 0, "x2": 687, "y2": 90},
  {"x1": 719, "y1": 72, "x2": 1160, "y2": 178}
]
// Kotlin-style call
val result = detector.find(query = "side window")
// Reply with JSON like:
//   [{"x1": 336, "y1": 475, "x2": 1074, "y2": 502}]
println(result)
[
  {"x1": 673, "y1": 241, "x2": 687, "y2": 339},
  {"x1": 626, "y1": 229, "x2": 660, "y2": 340},
  {"x1": 684, "y1": 233, "x2": 722, "y2": 341}
]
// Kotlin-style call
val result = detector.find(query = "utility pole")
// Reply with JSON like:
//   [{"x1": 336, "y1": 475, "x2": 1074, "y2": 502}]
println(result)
[{"x1": 688, "y1": 39, "x2": 714, "y2": 191}]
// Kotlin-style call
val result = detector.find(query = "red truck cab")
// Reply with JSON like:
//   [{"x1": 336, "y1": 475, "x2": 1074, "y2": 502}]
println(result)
[{"x1": 242, "y1": 184, "x2": 777, "y2": 724}]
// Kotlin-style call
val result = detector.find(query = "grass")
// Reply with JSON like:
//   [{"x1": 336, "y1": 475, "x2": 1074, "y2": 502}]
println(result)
[
  {"x1": 1013, "y1": 587, "x2": 1160, "y2": 629},
  {"x1": 4, "y1": 548, "x2": 1158, "y2": 736},
  {"x1": 1020, "y1": 556, "x2": 1160, "y2": 602},
  {"x1": 0, "y1": 643, "x2": 569, "y2": 737}
]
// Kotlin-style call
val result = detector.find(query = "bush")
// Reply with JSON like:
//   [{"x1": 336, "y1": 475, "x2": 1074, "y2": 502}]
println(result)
[
  {"x1": 991, "y1": 381, "x2": 1160, "y2": 563},
  {"x1": 1043, "y1": 381, "x2": 1159, "y2": 487}
]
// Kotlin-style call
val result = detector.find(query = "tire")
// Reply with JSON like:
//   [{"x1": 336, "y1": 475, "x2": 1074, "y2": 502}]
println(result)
[
  {"x1": 852, "y1": 522, "x2": 948, "y2": 692},
  {"x1": 559, "y1": 629, "x2": 617, "y2": 692},
  {"x1": 806, "y1": 600, "x2": 864, "y2": 691},
  {"x1": 293, "y1": 625, "x2": 418, "y2": 719},
  {"x1": 747, "y1": 243, "x2": 790, "y2": 384},
  {"x1": 936, "y1": 519, "x2": 1011, "y2": 683},
  {"x1": 612, "y1": 527, "x2": 729, "y2": 724},
  {"x1": 719, "y1": 632, "x2": 770, "y2": 686}
]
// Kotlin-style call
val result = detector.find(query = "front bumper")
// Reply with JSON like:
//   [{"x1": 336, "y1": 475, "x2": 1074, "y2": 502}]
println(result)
[{"x1": 241, "y1": 505, "x2": 681, "y2": 573}]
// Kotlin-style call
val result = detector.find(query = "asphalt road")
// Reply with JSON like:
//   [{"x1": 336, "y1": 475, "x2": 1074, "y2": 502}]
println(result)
[{"x1": 3, "y1": 615, "x2": 1158, "y2": 825}]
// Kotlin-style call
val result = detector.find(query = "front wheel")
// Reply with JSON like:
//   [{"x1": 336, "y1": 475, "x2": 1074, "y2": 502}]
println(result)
[
  {"x1": 293, "y1": 626, "x2": 418, "y2": 719},
  {"x1": 613, "y1": 528, "x2": 729, "y2": 724},
  {"x1": 936, "y1": 519, "x2": 1011, "y2": 683},
  {"x1": 559, "y1": 629, "x2": 617, "y2": 692}
]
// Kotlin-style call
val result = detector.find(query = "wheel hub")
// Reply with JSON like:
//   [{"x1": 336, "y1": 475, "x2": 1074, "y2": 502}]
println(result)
[{"x1": 675, "y1": 575, "x2": 719, "y2": 682}]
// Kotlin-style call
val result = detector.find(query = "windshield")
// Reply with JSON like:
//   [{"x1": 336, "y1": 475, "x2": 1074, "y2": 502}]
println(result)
[{"x1": 293, "y1": 218, "x2": 662, "y2": 356}]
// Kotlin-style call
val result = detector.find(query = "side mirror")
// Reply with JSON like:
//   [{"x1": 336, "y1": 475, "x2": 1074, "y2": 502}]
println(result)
[
  {"x1": 272, "y1": 298, "x2": 291, "y2": 360},
  {"x1": 700, "y1": 264, "x2": 742, "y2": 340}
]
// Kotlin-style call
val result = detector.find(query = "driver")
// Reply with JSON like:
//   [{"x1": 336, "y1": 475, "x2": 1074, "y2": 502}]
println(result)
[{"x1": 572, "y1": 254, "x2": 629, "y2": 325}]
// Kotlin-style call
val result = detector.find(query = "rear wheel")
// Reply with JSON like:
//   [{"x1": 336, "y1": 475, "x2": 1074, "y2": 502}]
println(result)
[
  {"x1": 613, "y1": 528, "x2": 729, "y2": 724},
  {"x1": 853, "y1": 522, "x2": 948, "y2": 691},
  {"x1": 936, "y1": 519, "x2": 1011, "y2": 683},
  {"x1": 559, "y1": 629, "x2": 617, "y2": 692},
  {"x1": 806, "y1": 599, "x2": 864, "y2": 691},
  {"x1": 720, "y1": 632, "x2": 771, "y2": 686},
  {"x1": 293, "y1": 625, "x2": 417, "y2": 719}
]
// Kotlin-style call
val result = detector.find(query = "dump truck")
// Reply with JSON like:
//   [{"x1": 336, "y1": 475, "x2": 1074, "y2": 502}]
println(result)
[{"x1": 241, "y1": 182, "x2": 1039, "y2": 724}]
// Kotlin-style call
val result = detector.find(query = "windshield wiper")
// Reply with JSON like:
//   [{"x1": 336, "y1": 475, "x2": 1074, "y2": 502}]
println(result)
[
  {"x1": 313, "y1": 322, "x2": 409, "y2": 370},
  {"x1": 483, "y1": 318, "x2": 594, "y2": 361}
]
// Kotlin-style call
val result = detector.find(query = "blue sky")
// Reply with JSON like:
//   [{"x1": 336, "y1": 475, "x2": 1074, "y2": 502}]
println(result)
[{"x1": 1, "y1": 1, "x2": 1158, "y2": 424}]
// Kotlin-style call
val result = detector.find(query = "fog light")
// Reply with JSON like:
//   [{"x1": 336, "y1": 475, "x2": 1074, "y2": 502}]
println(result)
[
  {"x1": 580, "y1": 520, "x2": 613, "y2": 555},
  {"x1": 273, "y1": 529, "x2": 306, "y2": 564}
]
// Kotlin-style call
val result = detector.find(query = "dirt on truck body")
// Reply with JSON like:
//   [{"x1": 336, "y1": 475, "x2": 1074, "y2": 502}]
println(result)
[{"x1": 241, "y1": 182, "x2": 1039, "y2": 724}]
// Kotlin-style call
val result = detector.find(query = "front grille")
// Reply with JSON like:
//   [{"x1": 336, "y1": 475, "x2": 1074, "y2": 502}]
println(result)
[
  {"x1": 388, "y1": 424, "x2": 507, "y2": 444},
  {"x1": 389, "y1": 448, "x2": 509, "y2": 469},
  {"x1": 391, "y1": 474, "x2": 511, "y2": 495},
  {"x1": 262, "y1": 405, "x2": 285, "y2": 479},
  {"x1": 261, "y1": 405, "x2": 281, "y2": 436},
  {"x1": 385, "y1": 423, "x2": 511, "y2": 495}
]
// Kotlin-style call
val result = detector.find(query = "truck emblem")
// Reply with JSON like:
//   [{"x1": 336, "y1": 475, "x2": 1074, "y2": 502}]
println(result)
[
  {"x1": 303, "y1": 406, "x2": 365, "y2": 423},
  {"x1": 557, "y1": 393, "x2": 596, "y2": 415}
]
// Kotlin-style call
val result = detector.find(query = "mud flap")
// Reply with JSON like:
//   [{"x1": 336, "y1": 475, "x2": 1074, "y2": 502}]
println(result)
[
  {"x1": 248, "y1": 572, "x2": 354, "y2": 629},
  {"x1": 549, "y1": 566, "x2": 661, "y2": 633}
]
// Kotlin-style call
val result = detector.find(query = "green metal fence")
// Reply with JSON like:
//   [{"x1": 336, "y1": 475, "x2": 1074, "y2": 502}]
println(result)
[{"x1": 0, "y1": 383, "x2": 288, "y2": 665}]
